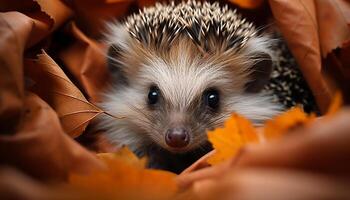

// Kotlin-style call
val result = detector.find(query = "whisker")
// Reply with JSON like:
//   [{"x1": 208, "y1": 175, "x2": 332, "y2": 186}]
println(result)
[{"x1": 123, "y1": 103, "x2": 161, "y2": 134}]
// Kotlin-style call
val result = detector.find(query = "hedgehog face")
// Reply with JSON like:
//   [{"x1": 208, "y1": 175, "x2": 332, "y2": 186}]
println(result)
[
  {"x1": 101, "y1": 36, "x2": 239, "y2": 153},
  {"x1": 100, "y1": 1, "x2": 282, "y2": 160},
  {"x1": 100, "y1": 32, "x2": 280, "y2": 155},
  {"x1": 131, "y1": 51, "x2": 237, "y2": 153}
]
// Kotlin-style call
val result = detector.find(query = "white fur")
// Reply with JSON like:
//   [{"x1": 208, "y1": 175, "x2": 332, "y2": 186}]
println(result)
[
  {"x1": 99, "y1": 86, "x2": 153, "y2": 152},
  {"x1": 140, "y1": 56, "x2": 233, "y2": 109},
  {"x1": 228, "y1": 93, "x2": 282, "y2": 124},
  {"x1": 244, "y1": 35, "x2": 277, "y2": 63}
]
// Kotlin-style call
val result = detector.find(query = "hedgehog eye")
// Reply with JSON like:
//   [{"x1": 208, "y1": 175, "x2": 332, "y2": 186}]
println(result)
[
  {"x1": 148, "y1": 86, "x2": 159, "y2": 105},
  {"x1": 204, "y1": 89, "x2": 220, "y2": 109}
]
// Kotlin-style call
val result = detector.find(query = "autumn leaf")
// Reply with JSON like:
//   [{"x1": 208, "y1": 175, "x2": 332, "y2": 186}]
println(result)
[
  {"x1": 264, "y1": 107, "x2": 315, "y2": 139},
  {"x1": 25, "y1": 50, "x2": 104, "y2": 137},
  {"x1": 59, "y1": 22, "x2": 110, "y2": 101},
  {"x1": 207, "y1": 107, "x2": 315, "y2": 165},
  {"x1": 207, "y1": 113, "x2": 259, "y2": 165},
  {"x1": 97, "y1": 147, "x2": 147, "y2": 168},
  {"x1": 326, "y1": 92, "x2": 343, "y2": 116},
  {"x1": 229, "y1": 0, "x2": 264, "y2": 9},
  {"x1": 33, "y1": 0, "x2": 73, "y2": 30},
  {"x1": 69, "y1": 147, "x2": 177, "y2": 200}
]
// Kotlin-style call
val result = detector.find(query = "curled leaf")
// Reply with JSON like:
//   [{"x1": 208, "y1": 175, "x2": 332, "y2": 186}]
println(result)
[
  {"x1": 207, "y1": 113, "x2": 258, "y2": 165},
  {"x1": 33, "y1": 0, "x2": 73, "y2": 30}
]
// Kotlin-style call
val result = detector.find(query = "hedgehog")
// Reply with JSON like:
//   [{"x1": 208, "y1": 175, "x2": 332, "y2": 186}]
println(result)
[{"x1": 98, "y1": 1, "x2": 316, "y2": 173}]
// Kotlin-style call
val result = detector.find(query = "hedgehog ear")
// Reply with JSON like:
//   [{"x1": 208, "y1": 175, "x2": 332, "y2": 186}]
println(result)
[
  {"x1": 245, "y1": 52, "x2": 273, "y2": 93},
  {"x1": 107, "y1": 44, "x2": 128, "y2": 86},
  {"x1": 105, "y1": 23, "x2": 132, "y2": 86}
]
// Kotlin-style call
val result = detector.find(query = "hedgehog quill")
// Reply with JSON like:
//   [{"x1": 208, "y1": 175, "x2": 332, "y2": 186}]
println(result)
[{"x1": 99, "y1": 1, "x2": 282, "y2": 173}]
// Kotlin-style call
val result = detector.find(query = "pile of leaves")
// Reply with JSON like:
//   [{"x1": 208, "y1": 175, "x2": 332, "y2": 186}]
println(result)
[
  {"x1": 65, "y1": 93, "x2": 341, "y2": 199},
  {"x1": 0, "y1": 0, "x2": 350, "y2": 199}
]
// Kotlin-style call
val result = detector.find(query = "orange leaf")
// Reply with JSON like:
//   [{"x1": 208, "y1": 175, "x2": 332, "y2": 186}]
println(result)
[
  {"x1": 97, "y1": 147, "x2": 147, "y2": 169},
  {"x1": 25, "y1": 50, "x2": 103, "y2": 137},
  {"x1": 264, "y1": 107, "x2": 315, "y2": 139},
  {"x1": 229, "y1": 0, "x2": 264, "y2": 9},
  {"x1": 69, "y1": 147, "x2": 177, "y2": 199},
  {"x1": 326, "y1": 91, "x2": 343, "y2": 116},
  {"x1": 207, "y1": 113, "x2": 258, "y2": 165}
]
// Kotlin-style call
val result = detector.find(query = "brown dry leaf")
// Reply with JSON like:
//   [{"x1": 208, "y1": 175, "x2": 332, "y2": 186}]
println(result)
[
  {"x1": 264, "y1": 107, "x2": 315, "y2": 139},
  {"x1": 229, "y1": 0, "x2": 264, "y2": 9},
  {"x1": 0, "y1": 4, "x2": 72, "y2": 130},
  {"x1": 0, "y1": 0, "x2": 72, "y2": 48},
  {"x1": 268, "y1": 0, "x2": 350, "y2": 112},
  {"x1": 315, "y1": 0, "x2": 350, "y2": 58},
  {"x1": 190, "y1": 168, "x2": 350, "y2": 200},
  {"x1": 0, "y1": 93, "x2": 104, "y2": 181},
  {"x1": 0, "y1": 9, "x2": 67, "y2": 133},
  {"x1": 69, "y1": 147, "x2": 177, "y2": 200},
  {"x1": 0, "y1": 3, "x2": 51, "y2": 49},
  {"x1": 136, "y1": 0, "x2": 157, "y2": 8},
  {"x1": 207, "y1": 113, "x2": 259, "y2": 165},
  {"x1": 324, "y1": 42, "x2": 350, "y2": 105},
  {"x1": 59, "y1": 23, "x2": 109, "y2": 102},
  {"x1": 268, "y1": 0, "x2": 332, "y2": 112},
  {"x1": 33, "y1": 0, "x2": 73, "y2": 30},
  {"x1": 61, "y1": 0, "x2": 135, "y2": 37},
  {"x1": 25, "y1": 50, "x2": 104, "y2": 137},
  {"x1": 0, "y1": 12, "x2": 31, "y2": 134}
]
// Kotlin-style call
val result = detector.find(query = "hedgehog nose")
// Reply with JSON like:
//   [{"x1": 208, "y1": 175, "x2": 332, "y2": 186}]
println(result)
[{"x1": 165, "y1": 127, "x2": 189, "y2": 148}]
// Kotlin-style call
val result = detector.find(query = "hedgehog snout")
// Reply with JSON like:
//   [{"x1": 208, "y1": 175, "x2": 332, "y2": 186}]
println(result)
[{"x1": 165, "y1": 127, "x2": 190, "y2": 148}]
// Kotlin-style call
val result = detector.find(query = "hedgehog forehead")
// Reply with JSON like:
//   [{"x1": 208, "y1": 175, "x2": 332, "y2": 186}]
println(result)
[{"x1": 139, "y1": 57, "x2": 230, "y2": 109}]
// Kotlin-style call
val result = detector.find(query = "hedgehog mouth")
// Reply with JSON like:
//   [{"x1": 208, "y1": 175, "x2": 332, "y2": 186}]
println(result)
[
  {"x1": 146, "y1": 142, "x2": 213, "y2": 173},
  {"x1": 164, "y1": 146, "x2": 192, "y2": 154},
  {"x1": 153, "y1": 140, "x2": 212, "y2": 155},
  {"x1": 161, "y1": 139, "x2": 211, "y2": 154}
]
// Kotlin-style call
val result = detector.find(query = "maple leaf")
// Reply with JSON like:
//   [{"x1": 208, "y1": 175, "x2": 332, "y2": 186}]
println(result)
[
  {"x1": 207, "y1": 107, "x2": 316, "y2": 165},
  {"x1": 69, "y1": 147, "x2": 177, "y2": 200},
  {"x1": 264, "y1": 107, "x2": 316, "y2": 139},
  {"x1": 207, "y1": 113, "x2": 259, "y2": 165}
]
